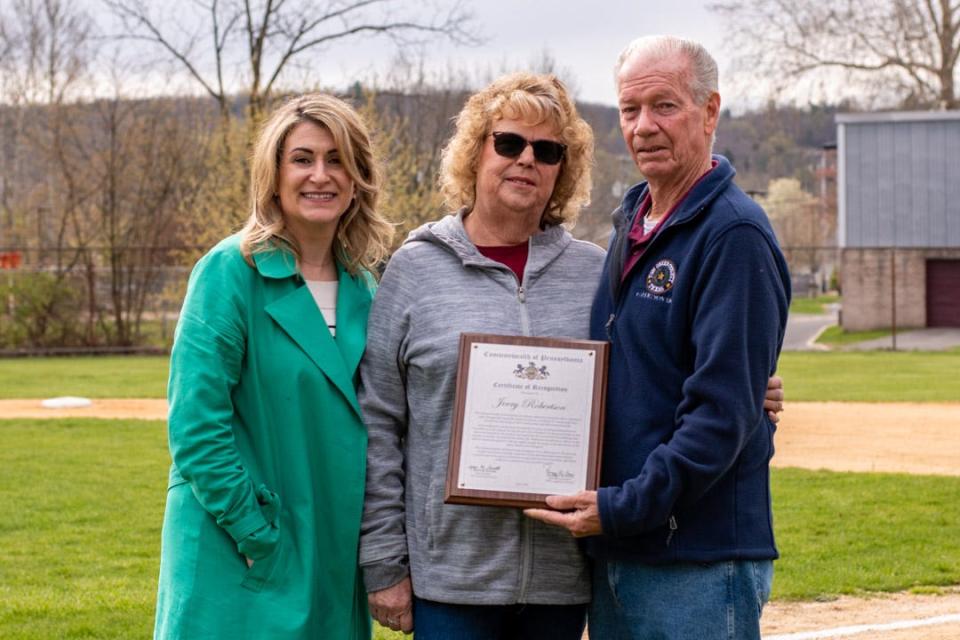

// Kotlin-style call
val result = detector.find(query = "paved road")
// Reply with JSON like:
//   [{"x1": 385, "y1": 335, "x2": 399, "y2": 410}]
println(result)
[
  {"x1": 785, "y1": 303, "x2": 960, "y2": 351},
  {"x1": 783, "y1": 310, "x2": 837, "y2": 351}
]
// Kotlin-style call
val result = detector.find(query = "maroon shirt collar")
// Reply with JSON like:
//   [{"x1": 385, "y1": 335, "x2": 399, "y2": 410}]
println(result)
[
  {"x1": 622, "y1": 160, "x2": 718, "y2": 281},
  {"x1": 476, "y1": 241, "x2": 529, "y2": 283}
]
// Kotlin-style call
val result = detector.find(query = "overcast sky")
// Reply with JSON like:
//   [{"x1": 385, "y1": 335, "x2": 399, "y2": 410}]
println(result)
[
  {"x1": 305, "y1": 0, "x2": 729, "y2": 107},
  {"x1": 80, "y1": 0, "x2": 736, "y2": 108}
]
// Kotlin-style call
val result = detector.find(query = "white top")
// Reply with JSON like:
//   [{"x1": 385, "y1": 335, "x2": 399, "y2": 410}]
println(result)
[
  {"x1": 305, "y1": 280, "x2": 338, "y2": 337},
  {"x1": 643, "y1": 215, "x2": 658, "y2": 235}
]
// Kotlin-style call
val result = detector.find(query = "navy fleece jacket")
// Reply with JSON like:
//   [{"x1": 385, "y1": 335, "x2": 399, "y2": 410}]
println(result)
[{"x1": 587, "y1": 155, "x2": 790, "y2": 564}]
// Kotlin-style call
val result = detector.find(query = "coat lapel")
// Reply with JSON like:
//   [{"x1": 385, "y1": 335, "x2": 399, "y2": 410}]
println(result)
[
  {"x1": 334, "y1": 268, "x2": 373, "y2": 386},
  {"x1": 255, "y1": 246, "x2": 368, "y2": 419}
]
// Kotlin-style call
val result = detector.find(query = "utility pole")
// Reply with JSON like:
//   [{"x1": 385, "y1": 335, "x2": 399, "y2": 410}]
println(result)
[{"x1": 890, "y1": 247, "x2": 897, "y2": 351}]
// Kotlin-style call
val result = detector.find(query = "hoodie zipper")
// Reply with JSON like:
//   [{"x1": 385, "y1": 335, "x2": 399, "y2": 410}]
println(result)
[
  {"x1": 517, "y1": 515, "x2": 533, "y2": 600},
  {"x1": 666, "y1": 515, "x2": 678, "y2": 546},
  {"x1": 516, "y1": 283, "x2": 531, "y2": 336},
  {"x1": 516, "y1": 238, "x2": 533, "y2": 337},
  {"x1": 604, "y1": 312, "x2": 616, "y2": 340},
  {"x1": 516, "y1": 238, "x2": 533, "y2": 600}
]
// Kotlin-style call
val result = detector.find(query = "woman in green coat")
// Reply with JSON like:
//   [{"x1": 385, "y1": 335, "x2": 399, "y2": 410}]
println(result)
[{"x1": 154, "y1": 94, "x2": 394, "y2": 639}]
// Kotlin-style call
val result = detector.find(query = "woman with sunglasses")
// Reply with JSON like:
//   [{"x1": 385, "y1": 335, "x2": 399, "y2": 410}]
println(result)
[
  {"x1": 358, "y1": 73, "x2": 598, "y2": 639},
  {"x1": 357, "y1": 73, "x2": 784, "y2": 639}
]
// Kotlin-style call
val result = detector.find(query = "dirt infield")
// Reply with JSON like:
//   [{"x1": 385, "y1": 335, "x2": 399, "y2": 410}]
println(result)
[
  {"x1": 3, "y1": 399, "x2": 957, "y2": 476},
  {"x1": 771, "y1": 401, "x2": 960, "y2": 476},
  {"x1": 3, "y1": 398, "x2": 960, "y2": 638},
  {"x1": 0, "y1": 398, "x2": 168, "y2": 420},
  {"x1": 761, "y1": 589, "x2": 960, "y2": 640}
]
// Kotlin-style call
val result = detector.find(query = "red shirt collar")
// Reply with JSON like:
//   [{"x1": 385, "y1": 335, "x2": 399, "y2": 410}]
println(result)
[{"x1": 627, "y1": 159, "x2": 718, "y2": 244}]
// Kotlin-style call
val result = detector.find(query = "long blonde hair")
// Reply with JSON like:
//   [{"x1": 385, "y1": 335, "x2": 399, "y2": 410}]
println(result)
[
  {"x1": 241, "y1": 93, "x2": 393, "y2": 276},
  {"x1": 438, "y1": 73, "x2": 594, "y2": 227}
]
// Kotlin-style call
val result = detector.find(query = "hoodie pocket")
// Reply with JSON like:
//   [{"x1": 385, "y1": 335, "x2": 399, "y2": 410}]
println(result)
[{"x1": 424, "y1": 477, "x2": 439, "y2": 551}]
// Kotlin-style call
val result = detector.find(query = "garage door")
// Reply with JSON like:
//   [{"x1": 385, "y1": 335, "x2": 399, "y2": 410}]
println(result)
[{"x1": 926, "y1": 260, "x2": 960, "y2": 327}]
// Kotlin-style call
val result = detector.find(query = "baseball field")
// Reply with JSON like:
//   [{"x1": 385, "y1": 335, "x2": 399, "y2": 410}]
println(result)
[{"x1": 1, "y1": 353, "x2": 958, "y2": 639}]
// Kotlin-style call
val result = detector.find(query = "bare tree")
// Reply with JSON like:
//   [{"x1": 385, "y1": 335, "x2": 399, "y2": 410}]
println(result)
[
  {"x1": 0, "y1": 0, "x2": 93, "y2": 264},
  {"x1": 0, "y1": 0, "x2": 91, "y2": 242},
  {"x1": 0, "y1": 0, "x2": 90, "y2": 103},
  {"x1": 90, "y1": 95, "x2": 209, "y2": 344},
  {"x1": 710, "y1": 0, "x2": 960, "y2": 109},
  {"x1": 360, "y1": 57, "x2": 470, "y2": 245},
  {"x1": 0, "y1": 0, "x2": 218, "y2": 348},
  {"x1": 103, "y1": 0, "x2": 477, "y2": 125},
  {"x1": 0, "y1": 0, "x2": 100, "y2": 347},
  {"x1": 759, "y1": 177, "x2": 838, "y2": 293}
]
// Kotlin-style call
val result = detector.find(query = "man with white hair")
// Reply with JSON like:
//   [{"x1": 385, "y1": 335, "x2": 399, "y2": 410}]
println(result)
[{"x1": 525, "y1": 36, "x2": 790, "y2": 638}]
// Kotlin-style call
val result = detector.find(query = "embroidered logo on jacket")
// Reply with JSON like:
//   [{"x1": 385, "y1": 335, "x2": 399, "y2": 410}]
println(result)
[{"x1": 645, "y1": 259, "x2": 677, "y2": 295}]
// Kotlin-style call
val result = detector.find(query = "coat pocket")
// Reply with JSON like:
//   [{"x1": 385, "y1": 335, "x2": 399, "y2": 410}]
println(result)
[
  {"x1": 240, "y1": 534, "x2": 285, "y2": 592},
  {"x1": 239, "y1": 484, "x2": 285, "y2": 592}
]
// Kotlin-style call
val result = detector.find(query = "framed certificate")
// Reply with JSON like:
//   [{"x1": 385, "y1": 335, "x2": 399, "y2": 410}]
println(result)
[{"x1": 444, "y1": 333, "x2": 609, "y2": 508}]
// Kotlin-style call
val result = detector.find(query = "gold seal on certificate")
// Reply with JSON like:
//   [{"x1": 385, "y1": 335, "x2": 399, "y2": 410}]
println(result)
[{"x1": 444, "y1": 333, "x2": 609, "y2": 508}]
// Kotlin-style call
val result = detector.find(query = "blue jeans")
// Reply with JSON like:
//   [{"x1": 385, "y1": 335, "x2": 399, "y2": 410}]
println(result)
[
  {"x1": 588, "y1": 558, "x2": 773, "y2": 640},
  {"x1": 412, "y1": 597, "x2": 587, "y2": 640}
]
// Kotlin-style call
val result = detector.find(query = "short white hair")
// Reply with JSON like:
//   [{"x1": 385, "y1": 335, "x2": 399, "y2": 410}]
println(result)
[{"x1": 614, "y1": 35, "x2": 718, "y2": 105}]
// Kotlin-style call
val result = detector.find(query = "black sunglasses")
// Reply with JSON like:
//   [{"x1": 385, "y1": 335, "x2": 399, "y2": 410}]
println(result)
[{"x1": 491, "y1": 131, "x2": 567, "y2": 165}]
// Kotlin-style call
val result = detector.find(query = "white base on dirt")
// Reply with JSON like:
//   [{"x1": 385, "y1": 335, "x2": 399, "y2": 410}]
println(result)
[{"x1": 41, "y1": 396, "x2": 93, "y2": 409}]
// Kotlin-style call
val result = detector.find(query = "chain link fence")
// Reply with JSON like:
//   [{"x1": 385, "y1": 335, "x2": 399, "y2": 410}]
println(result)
[
  {"x1": 0, "y1": 243, "x2": 839, "y2": 355},
  {"x1": 0, "y1": 246, "x2": 199, "y2": 356}
]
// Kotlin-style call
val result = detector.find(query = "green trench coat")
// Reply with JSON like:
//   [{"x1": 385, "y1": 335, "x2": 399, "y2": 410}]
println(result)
[{"x1": 155, "y1": 235, "x2": 372, "y2": 639}]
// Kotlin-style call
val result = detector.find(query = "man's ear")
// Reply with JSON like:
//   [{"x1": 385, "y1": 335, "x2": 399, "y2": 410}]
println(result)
[{"x1": 704, "y1": 91, "x2": 721, "y2": 137}]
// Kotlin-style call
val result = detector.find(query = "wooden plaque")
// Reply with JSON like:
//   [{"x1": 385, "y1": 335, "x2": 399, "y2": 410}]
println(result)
[{"x1": 444, "y1": 333, "x2": 608, "y2": 508}]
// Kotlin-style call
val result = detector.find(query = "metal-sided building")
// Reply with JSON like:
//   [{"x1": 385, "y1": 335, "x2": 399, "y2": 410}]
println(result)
[{"x1": 837, "y1": 110, "x2": 960, "y2": 330}]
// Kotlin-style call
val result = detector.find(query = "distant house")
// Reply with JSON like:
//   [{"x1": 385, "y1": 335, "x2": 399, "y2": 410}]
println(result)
[{"x1": 837, "y1": 111, "x2": 960, "y2": 330}]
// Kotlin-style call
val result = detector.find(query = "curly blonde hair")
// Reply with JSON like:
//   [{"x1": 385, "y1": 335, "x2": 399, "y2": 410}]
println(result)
[
  {"x1": 241, "y1": 93, "x2": 393, "y2": 276},
  {"x1": 438, "y1": 73, "x2": 594, "y2": 227}
]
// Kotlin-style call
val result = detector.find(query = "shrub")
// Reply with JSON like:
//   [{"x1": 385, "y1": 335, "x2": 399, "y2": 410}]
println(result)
[{"x1": 0, "y1": 272, "x2": 85, "y2": 348}]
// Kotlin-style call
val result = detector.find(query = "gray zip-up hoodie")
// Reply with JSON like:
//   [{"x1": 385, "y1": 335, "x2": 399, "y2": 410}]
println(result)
[{"x1": 358, "y1": 211, "x2": 605, "y2": 605}]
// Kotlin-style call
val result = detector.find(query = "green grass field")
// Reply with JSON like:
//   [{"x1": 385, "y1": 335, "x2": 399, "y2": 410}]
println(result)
[
  {"x1": 772, "y1": 468, "x2": 960, "y2": 599},
  {"x1": 0, "y1": 418, "x2": 405, "y2": 640},
  {"x1": 777, "y1": 351, "x2": 960, "y2": 402},
  {"x1": 816, "y1": 325, "x2": 892, "y2": 346},
  {"x1": 2, "y1": 418, "x2": 959, "y2": 637},
  {"x1": 0, "y1": 353, "x2": 957, "y2": 637},
  {"x1": 0, "y1": 419, "x2": 167, "y2": 639},
  {"x1": 3, "y1": 351, "x2": 959, "y2": 403},
  {"x1": 789, "y1": 294, "x2": 840, "y2": 315},
  {"x1": 0, "y1": 356, "x2": 169, "y2": 399}
]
